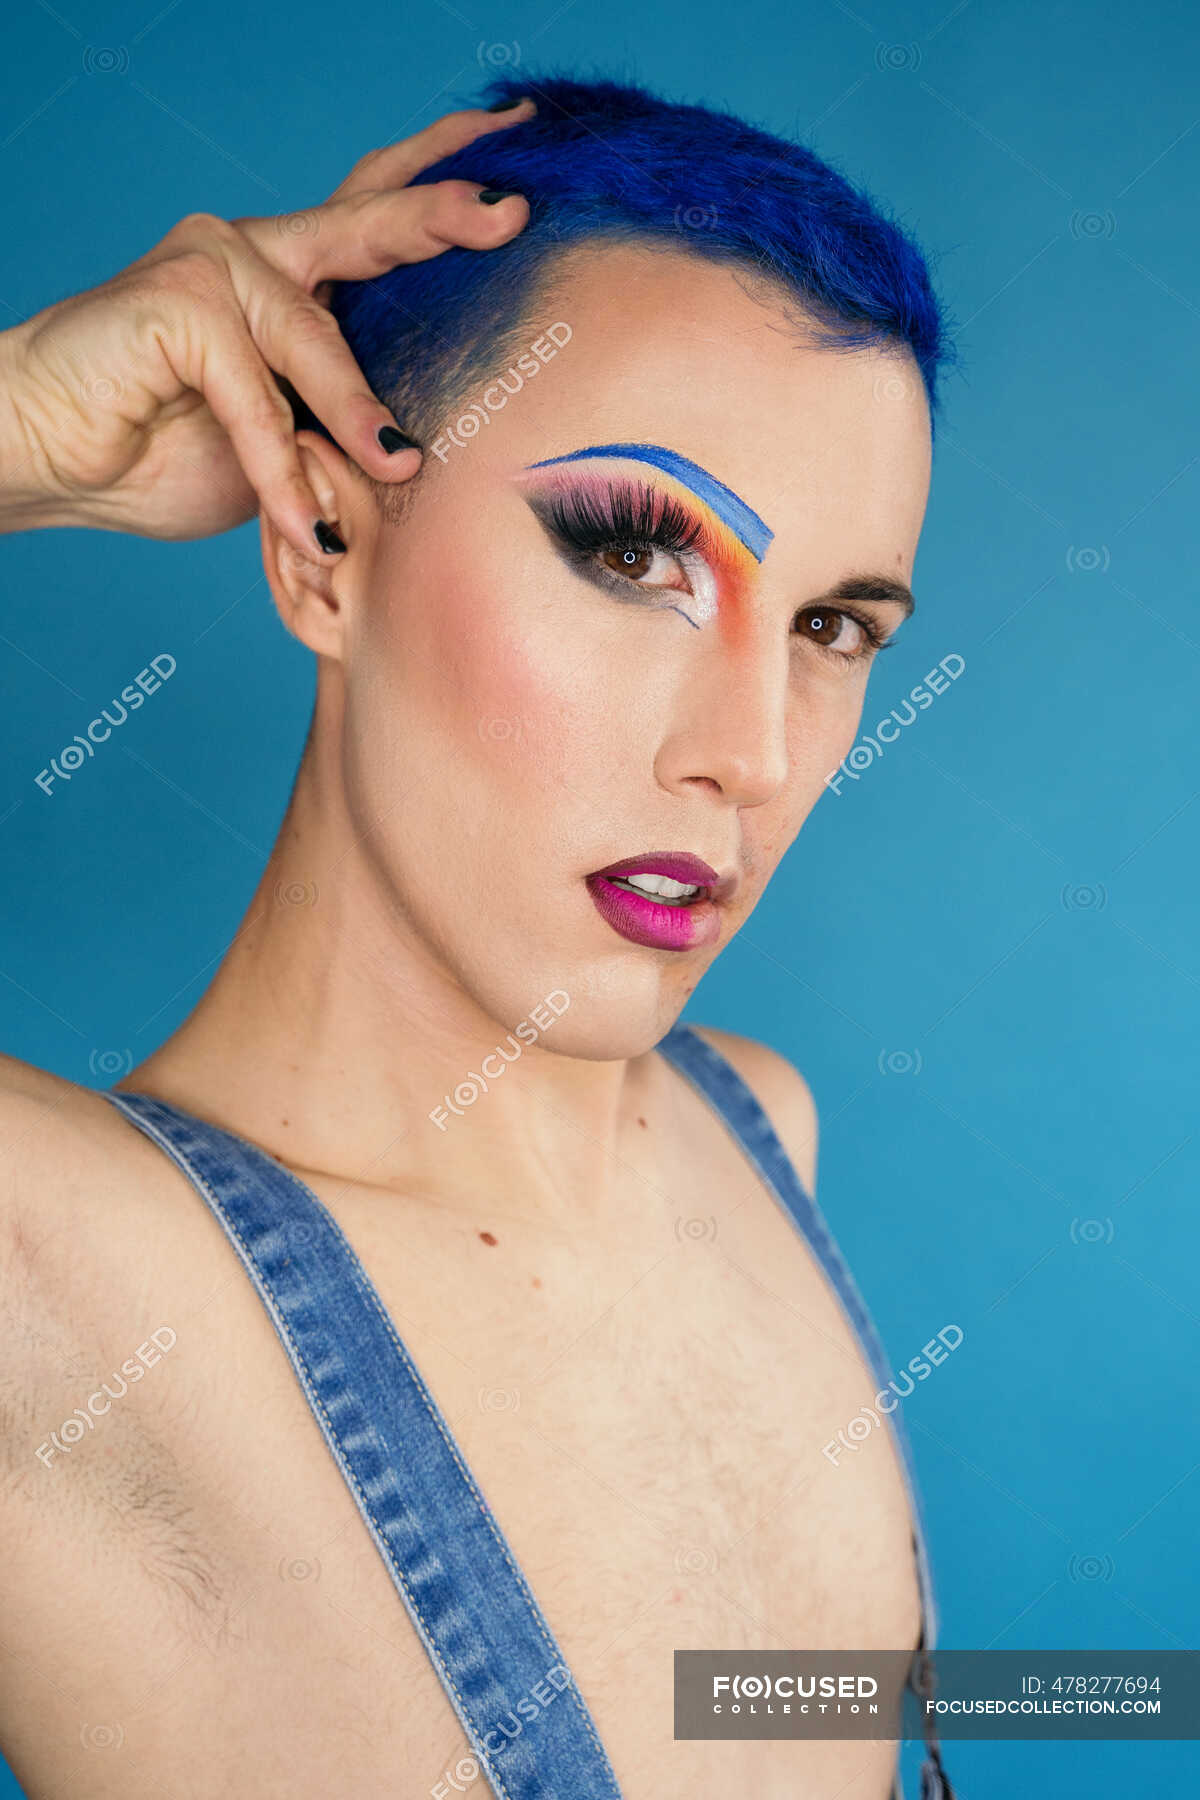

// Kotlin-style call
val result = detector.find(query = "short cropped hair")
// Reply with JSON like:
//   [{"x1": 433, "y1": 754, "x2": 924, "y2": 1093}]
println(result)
[{"x1": 294, "y1": 68, "x2": 958, "y2": 514}]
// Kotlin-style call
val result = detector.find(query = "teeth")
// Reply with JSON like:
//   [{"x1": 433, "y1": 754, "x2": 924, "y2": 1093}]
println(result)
[{"x1": 620, "y1": 872, "x2": 701, "y2": 899}]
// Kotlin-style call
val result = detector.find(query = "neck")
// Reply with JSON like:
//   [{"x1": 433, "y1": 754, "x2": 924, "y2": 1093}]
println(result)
[{"x1": 122, "y1": 725, "x2": 665, "y2": 1228}]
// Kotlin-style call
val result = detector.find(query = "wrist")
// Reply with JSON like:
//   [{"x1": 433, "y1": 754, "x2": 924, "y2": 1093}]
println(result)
[{"x1": 0, "y1": 315, "x2": 78, "y2": 532}]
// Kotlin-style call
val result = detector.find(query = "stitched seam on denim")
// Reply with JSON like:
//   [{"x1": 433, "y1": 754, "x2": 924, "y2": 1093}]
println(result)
[
  {"x1": 336, "y1": 1226, "x2": 620, "y2": 1787},
  {"x1": 656, "y1": 1027, "x2": 939, "y2": 1650},
  {"x1": 103, "y1": 1094, "x2": 520, "y2": 1800},
  {"x1": 155, "y1": 1102, "x2": 619, "y2": 1786},
  {"x1": 106, "y1": 1090, "x2": 623, "y2": 1798}
]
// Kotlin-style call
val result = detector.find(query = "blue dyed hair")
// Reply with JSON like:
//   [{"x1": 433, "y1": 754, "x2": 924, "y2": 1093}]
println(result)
[{"x1": 302, "y1": 69, "x2": 958, "y2": 506}]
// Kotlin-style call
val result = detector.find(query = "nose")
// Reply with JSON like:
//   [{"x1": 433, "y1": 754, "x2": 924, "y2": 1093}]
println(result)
[{"x1": 654, "y1": 623, "x2": 791, "y2": 809}]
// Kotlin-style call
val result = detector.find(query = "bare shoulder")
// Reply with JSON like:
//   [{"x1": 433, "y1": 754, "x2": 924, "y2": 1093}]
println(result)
[
  {"x1": 684, "y1": 1025, "x2": 819, "y2": 1197},
  {"x1": 0, "y1": 1052, "x2": 158, "y2": 1443},
  {"x1": 0, "y1": 1048, "x2": 141, "y2": 1218}
]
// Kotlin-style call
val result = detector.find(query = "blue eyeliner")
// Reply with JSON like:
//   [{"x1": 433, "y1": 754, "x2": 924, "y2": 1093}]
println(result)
[{"x1": 524, "y1": 442, "x2": 773, "y2": 562}]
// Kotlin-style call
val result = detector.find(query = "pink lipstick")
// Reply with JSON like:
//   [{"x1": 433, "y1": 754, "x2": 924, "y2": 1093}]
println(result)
[{"x1": 585, "y1": 852, "x2": 732, "y2": 952}]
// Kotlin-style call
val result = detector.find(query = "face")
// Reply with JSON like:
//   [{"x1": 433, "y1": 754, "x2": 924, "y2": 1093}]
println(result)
[{"x1": 331, "y1": 242, "x2": 932, "y2": 1058}]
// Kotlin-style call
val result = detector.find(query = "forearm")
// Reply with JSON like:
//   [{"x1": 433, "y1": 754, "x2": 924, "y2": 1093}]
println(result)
[{"x1": 0, "y1": 316, "x2": 78, "y2": 534}]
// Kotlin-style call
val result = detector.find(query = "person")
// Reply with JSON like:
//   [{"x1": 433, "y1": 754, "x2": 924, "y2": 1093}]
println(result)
[{"x1": 0, "y1": 71, "x2": 958, "y2": 1800}]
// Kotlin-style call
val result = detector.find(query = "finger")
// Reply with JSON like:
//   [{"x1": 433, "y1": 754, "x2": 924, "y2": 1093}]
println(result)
[
  {"x1": 241, "y1": 180, "x2": 530, "y2": 294},
  {"x1": 324, "y1": 98, "x2": 536, "y2": 201},
  {"x1": 167, "y1": 222, "x2": 426, "y2": 483},
  {"x1": 248, "y1": 288, "x2": 426, "y2": 484},
  {"x1": 157, "y1": 264, "x2": 360, "y2": 563}
]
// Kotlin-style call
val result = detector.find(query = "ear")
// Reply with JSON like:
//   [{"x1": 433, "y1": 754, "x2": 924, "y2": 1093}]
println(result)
[{"x1": 258, "y1": 430, "x2": 382, "y2": 659}]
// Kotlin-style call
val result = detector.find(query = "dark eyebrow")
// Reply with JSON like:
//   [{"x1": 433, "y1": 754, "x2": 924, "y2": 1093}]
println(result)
[{"x1": 817, "y1": 574, "x2": 916, "y2": 619}]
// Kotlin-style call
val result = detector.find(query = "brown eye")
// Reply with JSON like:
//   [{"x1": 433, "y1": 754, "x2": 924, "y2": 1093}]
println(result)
[
  {"x1": 601, "y1": 546, "x2": 655, "y2": 579},
  {"x1": 796, "y1": 607, "x2": 868, "y2": 655},
  {"x1": 596, "y1": 543, "x2": 691, "y2": 592}
]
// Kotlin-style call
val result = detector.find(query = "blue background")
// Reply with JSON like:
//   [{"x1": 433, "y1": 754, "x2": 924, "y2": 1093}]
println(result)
[{"x1": 2, "y1": 1, "x2": 1197, "y2": 1794}]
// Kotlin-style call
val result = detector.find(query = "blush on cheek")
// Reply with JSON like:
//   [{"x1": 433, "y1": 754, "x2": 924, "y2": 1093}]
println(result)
[
  {"x1": 400, "y1": 557, "x2": 531, "y2": 745},
  {"x1": 439, "y1": 593, "x2": 583, "y2": 781}
]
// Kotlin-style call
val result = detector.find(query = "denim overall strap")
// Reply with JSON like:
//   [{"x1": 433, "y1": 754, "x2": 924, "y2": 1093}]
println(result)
[
  {"x1": 104, "y1": 1089, "x2": 624, "y2": 1800},
  {"x1": 654, "y1": 1024, "x2": 956, "y2": 1800}
]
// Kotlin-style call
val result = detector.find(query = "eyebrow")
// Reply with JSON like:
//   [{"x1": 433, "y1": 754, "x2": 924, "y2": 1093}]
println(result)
[
  {"x1": 523, "y1": 441, "x2": 773, "y2": 562},
  {"x1": 817, "y1": 573, "x2": 916, "y2": 619}
]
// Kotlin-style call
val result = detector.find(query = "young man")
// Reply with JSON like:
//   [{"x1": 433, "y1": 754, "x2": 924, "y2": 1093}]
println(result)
[{"x1": 0, "y1": 76, "x2": 953, "y2": 1799}]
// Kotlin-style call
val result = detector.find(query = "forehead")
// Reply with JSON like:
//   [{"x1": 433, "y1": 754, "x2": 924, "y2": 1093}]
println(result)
[
  {"x1": 399, "y1": 243, "x2": 931, "y2": 584},
  {"x1": 513, "y1": 242, "x2": 931, "y2": 546}
]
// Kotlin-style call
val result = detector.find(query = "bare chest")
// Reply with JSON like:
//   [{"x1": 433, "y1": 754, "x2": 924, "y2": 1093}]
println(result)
[{"x1": 9, "y1": 1120, "x2": 920, "y2": 1800}]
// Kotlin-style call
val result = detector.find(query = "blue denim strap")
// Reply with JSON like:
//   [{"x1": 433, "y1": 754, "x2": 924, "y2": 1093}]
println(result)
[
  {"x1": 654, "y1": 1023, "x2": 956, "y2": 1800},
  {"x1": 104, "y1": 1089, "x2": 623, "y2": 1800}
]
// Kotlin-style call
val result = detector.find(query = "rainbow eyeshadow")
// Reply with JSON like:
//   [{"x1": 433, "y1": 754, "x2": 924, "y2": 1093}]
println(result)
[{"x1": 516, "y1": 442, "x2": 773, "y2": 642}]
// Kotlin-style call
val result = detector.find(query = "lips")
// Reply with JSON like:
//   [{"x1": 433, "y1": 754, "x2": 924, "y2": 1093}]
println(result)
[{"x1": 585, "y1": 851, "x2": 734, "y2": 952}]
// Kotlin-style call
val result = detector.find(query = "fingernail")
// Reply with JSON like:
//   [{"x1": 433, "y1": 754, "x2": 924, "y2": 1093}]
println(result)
[
  {"x1": 313, "y1": 519, "x2": 346, "y2": 555},
  {"x1": 478, "y1": 188, "x2": 522, "y2": 205},
  {"x1": 486, "y1": 97, "x2": 527, "y2": 112},
  {"x1": 377, "y1": 424, "x2": 420, "y2": 453}
]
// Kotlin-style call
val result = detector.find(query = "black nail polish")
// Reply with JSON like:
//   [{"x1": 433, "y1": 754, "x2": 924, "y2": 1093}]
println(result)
[
  {"x1": 478, "y1": 188, "x2": 521, "y2": 205},
  {"x1": 313, "y1": 519, "x2": 346, "y2": 555},
  {"x1": 486, "y1": 98, "x2": 524, "y2": 112},
  {"x1": 377, "y1": 424, "x2": 420, "y2": 453}
]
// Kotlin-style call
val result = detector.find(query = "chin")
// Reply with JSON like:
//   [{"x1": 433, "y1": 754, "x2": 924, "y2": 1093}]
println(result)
[{"x1": 467, "y1": 951, "x2": 703, "y2": 1065}]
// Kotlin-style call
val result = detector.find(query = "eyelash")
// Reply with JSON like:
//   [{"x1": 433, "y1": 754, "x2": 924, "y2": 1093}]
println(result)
[
  {"x1": 534, "y1": 479, "x2": 895, "y2": 663},
  {"x1": 537, "y1": 478, "x2": 704, "y2": 582}
]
